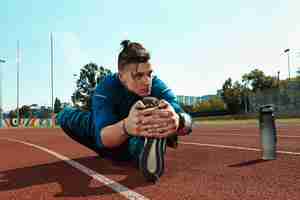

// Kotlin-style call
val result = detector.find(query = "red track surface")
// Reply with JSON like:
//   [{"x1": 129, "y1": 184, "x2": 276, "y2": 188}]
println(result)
[{"x1": 0, "y1": 122, "x2": 299, "y2": 200}]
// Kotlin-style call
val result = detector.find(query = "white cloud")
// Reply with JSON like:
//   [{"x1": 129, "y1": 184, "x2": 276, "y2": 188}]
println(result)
[
  {"x1": 287, "y1": 25, "x2": 300, "y2": 75},
  {"x1": 288, "y1": 25, "x2": 300, "y2": 50},
  {"x1": 63, "y1": 33, "x2": 85, "y2": 64},
  {"x1": 51, "y1": 32, "x2": 93, "y2": 104}
]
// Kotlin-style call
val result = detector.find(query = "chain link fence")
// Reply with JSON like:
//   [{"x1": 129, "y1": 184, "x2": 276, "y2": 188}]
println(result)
[{"x1": 248, "y1": 81, "x2": 300, "y2": 115}]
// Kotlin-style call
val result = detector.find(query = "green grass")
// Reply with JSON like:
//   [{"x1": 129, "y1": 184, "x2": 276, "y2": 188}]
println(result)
[
  {"x1": 193, "y1": 116, "x2": 300, "y2": 125},
  {"x1": 276, "y1": 118, "x2": 300, "y2": 124},
  {"x1": 195, "y1": 119, "x2": 258, "y2": 125}
]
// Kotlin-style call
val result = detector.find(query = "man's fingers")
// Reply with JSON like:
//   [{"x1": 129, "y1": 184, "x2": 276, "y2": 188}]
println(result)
[
  {"x1": 156, "y1": 124, "x2": 177, "y2": 135},
  {"x1": 139, "y1": 124, "x2": 158, "y2": 131},
  {"x1": 134, "y1": 100, "x2": 146, "y2": 110},
  {"x1": 138, "y1": 120, "x2": 169, "y2": 132},
  {"x1": 139, "y1": 127, "x2": 176, "y2": 138},
  {"x1": 138, "y1": 130, "x2": 157, "y2": 138},
  {"x1": 156, "y1": 126, "x2": 177, "y2": 138},
  {"x1": 158, "y1": 99, "x2": 169, "y2": 109},
  {"x1": 154, "y1": 110, "x2": 173, "y2": 118},
  {"x1": 138, "y1": 121, "x2": 176, "y2": 137},
  {"x1": 139, "y1": 116, "x2": 173, "y2": 126},
  {"x1": 138, "y1": 107, "x2": 157, "y2": 116},
  {"x1": 153, "y1": 118, "x2": 173, "y2": 126},
  {"x1": 138, "y1": 115, "x2": 156, "y2": 125}
]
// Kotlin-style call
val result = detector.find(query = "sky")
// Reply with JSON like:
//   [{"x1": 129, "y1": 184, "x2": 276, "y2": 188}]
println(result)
[{"x1": 1, "y1": 0, "x2": 300, "y2": 111}]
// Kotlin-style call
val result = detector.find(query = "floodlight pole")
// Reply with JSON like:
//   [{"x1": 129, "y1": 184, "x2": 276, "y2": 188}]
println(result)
[
  {"x1": 50, "y1": 32, "x2": 54, "y2": 113},
  {"x1": 17, "y1": 40, "x2": 20, "y2": 128},
  {"x1": 0, "y1": 59, "x2": 5, "y2": 128},
  {"x1": 284, "y1": 49, "x2": 291, "y2": 80}
]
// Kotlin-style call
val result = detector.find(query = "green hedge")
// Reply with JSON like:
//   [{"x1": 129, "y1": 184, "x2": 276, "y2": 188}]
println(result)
[{"x1": 193, "y1": 113, "x2": 300, "y2": 121}]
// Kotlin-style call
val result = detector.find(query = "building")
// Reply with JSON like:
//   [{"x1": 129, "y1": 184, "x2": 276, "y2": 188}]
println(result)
[{"x1": 176, "y1": 95, "x2": 216, "y2": 106}]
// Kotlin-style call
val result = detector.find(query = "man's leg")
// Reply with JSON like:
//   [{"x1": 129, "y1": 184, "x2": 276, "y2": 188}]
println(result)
[
  {"x1": 57, "y1": 107, "x2": 132, "y2": 161},
  {"x1": 127, "y1": 136, "x2": 145, "y2": 164},
  {"x1": 131, "y1": 97, "x2": 168, "y2": 182},
  {"x1": 127, "y1": 136, "x2": 167, "y2": 182},
  {"x1": 56, "y1": 107, "x2": 98, "y2": 152}
]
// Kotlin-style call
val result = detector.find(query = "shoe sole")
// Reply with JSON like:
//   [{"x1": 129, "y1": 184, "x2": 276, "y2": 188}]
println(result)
[{"x1": 139, "y1": 137, "x2": 166, "y2": 182}]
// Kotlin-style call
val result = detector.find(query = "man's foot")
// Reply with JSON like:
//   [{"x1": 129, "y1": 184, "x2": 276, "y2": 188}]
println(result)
[
  {"x1": 55, "y1": 106, "x2": 73, "y2": 126},
  {"x1": 139, "y1": 137, "x2": 167, "y2": 182},
  {"x1": 55, "y1": 110, "x2": 64, "y2": 126}
]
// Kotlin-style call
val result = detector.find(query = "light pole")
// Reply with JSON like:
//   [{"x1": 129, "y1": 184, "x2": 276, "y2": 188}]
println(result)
[
  {"x1": 17, "y1": 40, "x2": 20, "y2": 128},
  {"x1": 284, "y1": 49, "x2": 291, "y2": 80},
  {"x1": 50, "y1": 33, "x2": 55, "y2": 128},
  {"x1": 50, "y1": 32, "x2": 54, "y2": 113},
  {"x1": 0, "y1": 58, "x2": 5, "y2": 128},
  {"x1": 277, "y1": 71, "x2": 280, "y2": 87}
]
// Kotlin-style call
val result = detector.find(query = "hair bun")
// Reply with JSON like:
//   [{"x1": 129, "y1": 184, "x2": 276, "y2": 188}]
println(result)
[{"x1": 120, "y1": 40, "x2": 130, "y2": 49}]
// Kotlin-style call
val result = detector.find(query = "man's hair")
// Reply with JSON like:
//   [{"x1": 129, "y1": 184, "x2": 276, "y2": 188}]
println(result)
[{"x1": 118, "y1": 40, "x2": 150, "y2": 71}]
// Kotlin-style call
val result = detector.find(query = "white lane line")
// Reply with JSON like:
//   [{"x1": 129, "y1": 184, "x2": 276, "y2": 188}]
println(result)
[
  {"x1": 179, "y1": 142, "x2": 300, "y2": 156},
  {"x1": 201, "y1": 133, "x2": 300, "y2": 138},
  {"x1": 277, "y1": 135, "x2": 300, "y2": 138},
  {"x1": 0, "y1": 137, "x2": 149, "y2": 200}
]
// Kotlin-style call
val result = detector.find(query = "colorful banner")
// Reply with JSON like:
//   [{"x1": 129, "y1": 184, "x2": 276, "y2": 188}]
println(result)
[{"x1": 1, "y1": 115, "x2": 59, "y2": 128}]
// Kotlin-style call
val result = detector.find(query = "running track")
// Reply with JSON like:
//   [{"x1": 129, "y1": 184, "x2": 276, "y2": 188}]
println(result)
[{"x1": 0, "y1": 122, "x2": 299, "y2": 200}]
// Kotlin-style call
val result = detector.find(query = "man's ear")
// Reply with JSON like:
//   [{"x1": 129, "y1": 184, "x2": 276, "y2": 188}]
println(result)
[{"x1": 118, "y1": 72, "x2": 125, "y2": 83}]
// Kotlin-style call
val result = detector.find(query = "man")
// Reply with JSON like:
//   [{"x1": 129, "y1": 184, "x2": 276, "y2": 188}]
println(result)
[{"x1": 57, "y1": 40, "x2": 192, "y2": 182}]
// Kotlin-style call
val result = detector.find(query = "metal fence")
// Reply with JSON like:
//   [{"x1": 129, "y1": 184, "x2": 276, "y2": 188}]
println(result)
[{"x1": 248, "y1": 81, "x2": 300, "y2": 115}]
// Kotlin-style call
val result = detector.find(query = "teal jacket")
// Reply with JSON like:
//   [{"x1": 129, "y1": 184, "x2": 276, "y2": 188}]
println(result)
[{"x1": 90, "y1": 73, "x2": 185, "y2": 160}]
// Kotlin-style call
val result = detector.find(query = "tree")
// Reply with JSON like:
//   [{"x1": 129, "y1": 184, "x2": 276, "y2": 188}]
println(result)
[
  {"x1": 297, "y1": 68, "x2": 300, "y2": 75},
  {"x1": 242, "y1": 69, "x2": 277, "y2": 92},
  {"x1": 193, "y1": 96, "x2": 226, "y2": 112},
  {"x1": 38, "y1": 106, "x2": 51, "y2": 119},
  {"x1": 208, "y1": 96, "x2": 226, "y2": 111},
  {"x1": 220, "y1": 78, "x2": 243, "y2": 114},
  {"x1": 8, "y1": 110, "x2": 17, "y2": 118},
  {"x1": 193, "y1": 101, "x2": 211, "y2": 112},
  {"x1": 71, "y1": 62, "x2": 112, "y2": 111},
  {"x1": 54, "y1": 97, "x2": 62, "y2": 113},
  {"x1": 297, "y1": 68, "x2": 300, "y2": 77},
  {"x1": 179, "y1": 103, "x2": 194, "y2": 113},
  {"x1": 19, "y1": 105, "x2": 32, "y2": 118}
]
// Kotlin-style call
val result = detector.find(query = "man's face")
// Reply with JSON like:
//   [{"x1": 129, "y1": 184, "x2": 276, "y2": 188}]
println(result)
[{"x1": 119, "y1": 62, "x2": 154, "y2": 97}]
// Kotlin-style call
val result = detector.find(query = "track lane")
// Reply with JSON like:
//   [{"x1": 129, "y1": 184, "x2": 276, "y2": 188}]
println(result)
[
  {"x1": 0, "y1": 139, "x2": 138, "y2": 200},
  {"x1": 189, "y1": 123, "x2": 300, "y2": 153},
  {"x1": 0, "y1": 129, "x2": 150, "y2": 200},
  {"x1": 0, "y1": 124, "x2": 300, "y2": 200}
]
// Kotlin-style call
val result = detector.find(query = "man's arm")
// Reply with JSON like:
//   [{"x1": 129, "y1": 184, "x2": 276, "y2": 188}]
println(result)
[
  {"x1": 92, "y1": 89, "x2": 149, "y2": 148},
  {"x1": 101, "y1": 99, "x2": 147, "y2": 148},
  {"x1": 101, "y1": 120, "x2": 129, "y2": 148},
  {"x1": 92, "y1": 92, "x2": 127, "y2": 148},
  {"x1": 138, "y1": 81, "x2": 192, "y2": 137},
  {"x1": 159, "y1": 87, "x2": 193, "y2": 136}
]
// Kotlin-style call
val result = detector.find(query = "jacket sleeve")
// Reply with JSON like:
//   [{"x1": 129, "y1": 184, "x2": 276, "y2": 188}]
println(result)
[
  {"x1": 91, "y1": 84, "x2": 119, "y2": 149},
  {"x1": 154, "y1": 77, "x2": 192, "y2": 136},
  {"x1": 152, "y1": 77, "x2": 184, "y2": 114},
  {"x1": 161, "y1": 87, "x2": 184, "y2": 114}
]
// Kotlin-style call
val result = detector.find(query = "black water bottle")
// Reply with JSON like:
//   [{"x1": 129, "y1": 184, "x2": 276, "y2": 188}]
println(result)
[{"x1": 259, "y1": 104, "x2": 277, "y2": 160}]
